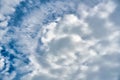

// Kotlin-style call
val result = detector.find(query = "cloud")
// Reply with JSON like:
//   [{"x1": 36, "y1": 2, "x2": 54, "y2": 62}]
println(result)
[
  {"x1": 0, "y1": 0, "x2": 23, "y2": 43},
  {"x1": 25, "y1": 1, "x2": 120, "y2": 80},
  {"x1": 0, "y1": 0, "x2": 120, "y2": 80}
]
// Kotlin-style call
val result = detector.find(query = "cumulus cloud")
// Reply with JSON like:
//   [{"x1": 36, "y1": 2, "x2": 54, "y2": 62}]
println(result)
[
  {"x1": 1, "y1": 0, "x2": 120, "y2": 80},
  {"x1": 24, "y1": 1, "x2": 120, "y2": 80}
]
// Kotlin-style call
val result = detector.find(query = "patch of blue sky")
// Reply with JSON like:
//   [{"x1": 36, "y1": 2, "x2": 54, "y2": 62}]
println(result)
[
  {"x1": 41, "y1": 1, "x2": 77, "y2": 25},
  {"x1": 7, "y1": 0, "x2": 58, "y2": 28},
  {"x1": 6, "y1": 28, "x2": 15, "y2": 35},
  {"x1": 8, "y1": 39, "x2": 20, "y2": 54},
  {"x1": 40, "y1": 0, "x2": 50, "y2": 3},
  {"x1": 7, "y1": 0, "x2": 61, "y2": 27},
  {"x1": 8, "y1": 1, "x2": 26, "y2": 27},
  {"x1": 8, "y1": 40, "x2": 30, "y2": 64},
  {"x1": 8, "y1": 0, "x2": 41, "y2": 27},
  {"x1": 0, "y1": 42, "x2": 30, "y2": 79},
  {"x1": 0, "y1": 46, "x2": 9, "y2": 57},
  {"x1": 42, "y1": 10, "x2": 76, "y2": 25},
  {"x1": 7, "y1": 64, "x2": 15, "y2": 73}
]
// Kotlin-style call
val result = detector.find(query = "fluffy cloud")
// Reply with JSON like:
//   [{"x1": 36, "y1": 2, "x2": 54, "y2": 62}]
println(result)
[
  {"x1": 25, "y1": 1, "x2": 120, "y2": 80},
  {"x1": 1, "y1": 0, "x2": 120, "y2": 80}
]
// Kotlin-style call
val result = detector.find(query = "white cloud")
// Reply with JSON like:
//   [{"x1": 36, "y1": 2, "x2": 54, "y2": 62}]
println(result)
[
  {"x1": 91, "y1": 1, "x2": 116, "y2": 19},
  {"x1": 1, "y1": 0, "x2": 120, "y2": 80},
  {"x1": 25, "y1": 1, "x2": 120, "y2": 80},
  {"x1": 0, "y1": 56, "x2": 5, "y2": 70}
]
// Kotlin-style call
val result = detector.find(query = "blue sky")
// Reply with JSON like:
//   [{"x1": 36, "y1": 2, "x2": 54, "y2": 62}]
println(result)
[{"x1": 0, "y1": 0, "x2": 120, "y2": 80}]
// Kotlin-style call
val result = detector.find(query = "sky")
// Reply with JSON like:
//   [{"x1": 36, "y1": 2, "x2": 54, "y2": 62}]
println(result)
[{"x1": 0, "y1": 0, "x2": 120, "y2": 80}]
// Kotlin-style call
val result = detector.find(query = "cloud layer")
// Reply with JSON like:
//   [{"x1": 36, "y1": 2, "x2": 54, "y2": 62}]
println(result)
[{"x1": 0, "y1": 0, "x2": 120, "y2": 80}]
